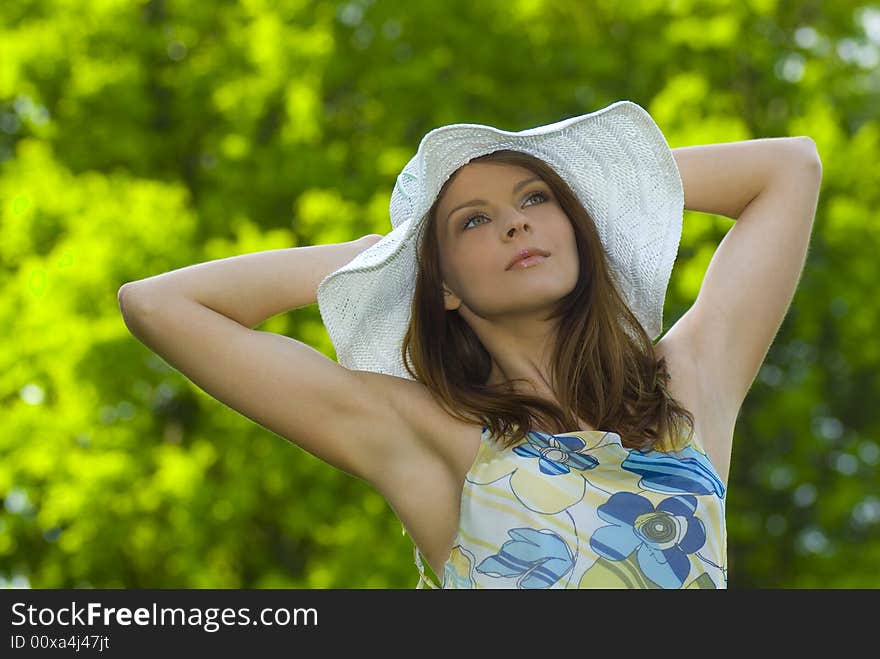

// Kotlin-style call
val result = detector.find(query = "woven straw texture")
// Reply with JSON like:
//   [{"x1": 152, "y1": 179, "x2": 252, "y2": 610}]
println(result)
[{"x1": 316, "y1": 99, "x2": 684, "y2": 380}]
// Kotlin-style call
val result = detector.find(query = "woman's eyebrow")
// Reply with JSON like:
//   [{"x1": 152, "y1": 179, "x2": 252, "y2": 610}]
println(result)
[{"x1": 445, "y1": 176, "x2": 543, "y2": 224}]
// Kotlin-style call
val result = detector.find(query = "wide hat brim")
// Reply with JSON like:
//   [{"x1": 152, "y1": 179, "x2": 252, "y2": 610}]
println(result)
[{"x1": 316, "y1": 99, "x2": 684, "y2": 380}]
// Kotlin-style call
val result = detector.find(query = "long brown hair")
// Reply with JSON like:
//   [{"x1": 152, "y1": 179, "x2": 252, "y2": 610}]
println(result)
[{"x1": 401, "y1": 149, "x2": 695, "y2": 452}]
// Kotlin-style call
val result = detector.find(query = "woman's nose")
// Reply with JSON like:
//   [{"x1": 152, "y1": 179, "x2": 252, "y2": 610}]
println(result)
[{"x1": 504, "y1": 211, "x2": 530, "y2": 236}]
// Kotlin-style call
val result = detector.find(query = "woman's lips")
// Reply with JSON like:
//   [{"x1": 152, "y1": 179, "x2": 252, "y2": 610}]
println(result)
[{"x1": 508, "y1": 254, "x2": 548, "y2": 269}]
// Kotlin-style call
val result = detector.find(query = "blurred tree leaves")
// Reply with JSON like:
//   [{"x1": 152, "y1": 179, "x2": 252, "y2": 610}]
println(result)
[{"x1": 0, "y1": 0, "x2": 877, "y2": 588}]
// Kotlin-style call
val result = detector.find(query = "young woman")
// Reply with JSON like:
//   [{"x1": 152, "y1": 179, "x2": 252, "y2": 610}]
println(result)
[{"x1": 118, "y1": 101, "x2": 822, "y2": 589}]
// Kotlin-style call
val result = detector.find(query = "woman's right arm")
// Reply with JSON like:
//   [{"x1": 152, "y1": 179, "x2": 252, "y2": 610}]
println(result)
[
  {"x1": 119, "y1": 233, "x2": 383, "y2": 328},
  {"x1": 116, "y1": 233, "x2": 444, "y2": 489}
]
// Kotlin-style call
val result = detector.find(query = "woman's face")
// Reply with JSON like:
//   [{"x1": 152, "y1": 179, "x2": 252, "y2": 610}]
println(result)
[{"x1": 434, "y1": 161, "x2": 580, "y2": 321}]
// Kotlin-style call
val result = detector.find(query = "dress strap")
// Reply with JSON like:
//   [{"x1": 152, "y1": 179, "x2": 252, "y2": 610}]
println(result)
[{"x1": 414, "y1": 546, "x2": 440, "y2": 589}]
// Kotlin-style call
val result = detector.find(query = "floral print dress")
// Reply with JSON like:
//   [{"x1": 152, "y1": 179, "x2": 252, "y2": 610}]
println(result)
[{"x1": 413, "y1": 425, "x2": 727, "y2": 589}]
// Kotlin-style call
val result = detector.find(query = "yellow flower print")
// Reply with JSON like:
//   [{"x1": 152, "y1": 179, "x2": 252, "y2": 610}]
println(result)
[
  {"x1": 442, "y1": 546, "x2": 476, "y2": 589},
  {"x1": 467, "y1": 430, "x2": 613, "y2": 515}
]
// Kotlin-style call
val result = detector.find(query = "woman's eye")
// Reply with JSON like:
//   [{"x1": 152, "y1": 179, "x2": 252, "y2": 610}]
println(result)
[{"x1": 462, "y1": 191, "x2": 548, "y2": 230}]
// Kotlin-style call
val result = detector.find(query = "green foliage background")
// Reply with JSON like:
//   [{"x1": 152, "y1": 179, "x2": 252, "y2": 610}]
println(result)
[{"x1": 1, "y1": 0, "x2": 878, "y2": 588}]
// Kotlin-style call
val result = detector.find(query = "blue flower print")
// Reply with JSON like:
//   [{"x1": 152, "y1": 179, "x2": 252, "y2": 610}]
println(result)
[
  {"x1": 513, "y1": 432, "x2": 600, "y2": 475},
  {"x1": 477, "y1": 528, "x2": 575, "y2": 589},
  {"x1": 621, "y1": 445, "x2": 725, "y2": 498},
  {"x1": 471, "y1": 430, "x2": 604, "y2": 514},
  {"x1": 590, "y1": 492, "x2": 707, "y2": 589}
]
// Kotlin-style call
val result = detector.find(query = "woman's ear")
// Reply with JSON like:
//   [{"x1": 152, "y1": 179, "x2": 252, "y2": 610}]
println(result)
[{"x1": 442, "y1": 285, "x2": 461, "y2": 311}]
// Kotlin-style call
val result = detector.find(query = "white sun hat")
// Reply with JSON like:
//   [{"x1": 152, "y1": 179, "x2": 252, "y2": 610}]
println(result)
[{"x1": 316, "y1": 99, "x2": 684, "y2": 380}]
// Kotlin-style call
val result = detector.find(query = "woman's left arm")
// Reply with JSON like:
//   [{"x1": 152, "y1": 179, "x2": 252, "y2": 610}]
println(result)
[
  {"x1": 669, "y1": 137, "x2": 823, "y2": 426},
  {"x1": 672, "y1": 136, "x2": 819, "y2": 219}
]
